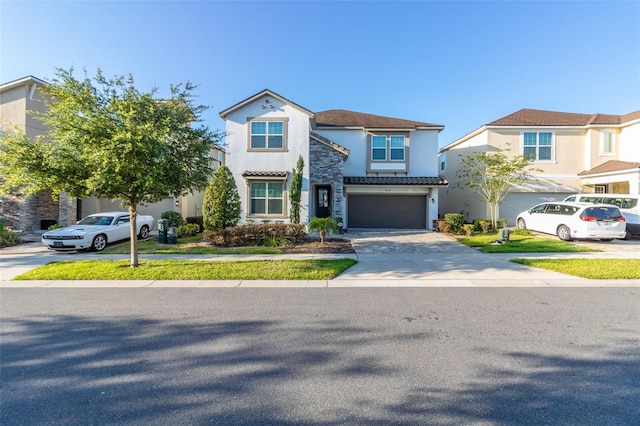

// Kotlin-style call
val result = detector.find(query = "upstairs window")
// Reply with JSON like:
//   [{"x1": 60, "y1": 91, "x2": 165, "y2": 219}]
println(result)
[
  {"x1": 523, "y1": 131, "x2": 553, "y2": 161},
  {"x1": 390, "y1": 136, "x2": 405, "y2": 160},
  {"x1": 250, "y1": 120, "x2": 285, "y2": 150},
  {"x1": 372, "y1": 136, "x2": 387, "y2": 160},
  {"x1": 600, "y1": 131, "x2": 616, "y2": 155},
  {"x1": 371, "y1": 135, "x2": 406, "y2": 161}
]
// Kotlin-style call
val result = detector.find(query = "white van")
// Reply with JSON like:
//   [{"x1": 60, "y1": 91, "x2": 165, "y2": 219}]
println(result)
[{"x1": 563, "y1": 194, "x2": 640, "y2": 238}]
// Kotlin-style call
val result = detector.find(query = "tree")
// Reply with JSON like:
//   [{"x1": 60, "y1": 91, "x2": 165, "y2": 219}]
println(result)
[
  {"x1": 456, "y1": 149, "x2": 538, "y2": 229},
  {"x1": 307, "y1": 216, "x2": 340, "y2": 245},
  {"x1": 202, "y1": 165, "x2": 241, "y2": 231},
  {"x1": 289, "y1": 155, "x2": 304, "y2": 224},
  {"x1": 0, "y1": 67, "x2": 222, "y2": 267}
]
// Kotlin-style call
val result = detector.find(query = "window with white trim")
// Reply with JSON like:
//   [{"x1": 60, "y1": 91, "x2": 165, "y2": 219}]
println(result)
[
  {"x1": 249, "y1": 182, "x2": 284, "y2": 215},
  {"x1": 371, "y1": 135, "x2": 405, "y2": 161},
  {"x1": 250, "y1": 120, "x2": 285, "y2": 149},
  {"x1": 600, "y1": 130, "x2": 616, "y2": 155},
  {"x1": 523, "y1": 131, "x2": 553, "y2": 161},
  {"x1": 439, "y1": 152, "x2": 446, "y2": 172}
]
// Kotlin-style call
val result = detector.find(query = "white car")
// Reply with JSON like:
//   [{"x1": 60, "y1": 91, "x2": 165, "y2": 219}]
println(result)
[
  {"x1": 516, "y1": 202, "x2": 626, "y2": 241},
  {"x1": 41, "y1": 212, "x2": 155, "y2": 251}
]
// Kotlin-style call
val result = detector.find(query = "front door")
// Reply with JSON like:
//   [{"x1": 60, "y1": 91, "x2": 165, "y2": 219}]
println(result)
[{"x1": 315, "y1": 186, "x2": 331, "y2": 218}]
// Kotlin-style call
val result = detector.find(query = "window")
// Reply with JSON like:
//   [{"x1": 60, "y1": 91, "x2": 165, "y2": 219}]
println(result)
[
  {"x1": 523, "y1": 132, "x2": 553, "y2": 161},
  {"x1": 439, "y1": 152, "x2": 446, "y2": 172},
  {"x1": 371, "y1": 135, "x2": 405, "y2": 161},
  {"x1": 600, "y1": 131, "x2": 616, "y2": 155},
  {"x1": 250, "y1": 120, "x2": 285, "y2": 149},
  {"x1": 595, "y1": 185, "x2": 607, "y2": 194},
  {"x1": 249, "y1": 182, "x2": 284, "y2": 215},
  {"x1": 372, "y1": 136, "x2": 387, "y2": 160},
  {"x1": 390, "y1": 136, "x2": 405, "y2": 160}
]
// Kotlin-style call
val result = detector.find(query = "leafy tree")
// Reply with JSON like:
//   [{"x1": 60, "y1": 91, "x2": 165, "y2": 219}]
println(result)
[
  {"x1": 308, "y1": 216, "x2": 340, "y2": 245},
  {"x1": 161, "y1": 210, "x2": 185, "y2": 228},
  {"x1": 202, "y1": 165, "x2": 241, "y2": 231},
  {"x1": 456, "y1": 149, "x2": 538, "y2": 229},
  {"x1": 289, "y1": 155, "x2": 304, "y2": 224},
  {"x1": 0, "y1": 67, "x2": 221, "y2": 267}
]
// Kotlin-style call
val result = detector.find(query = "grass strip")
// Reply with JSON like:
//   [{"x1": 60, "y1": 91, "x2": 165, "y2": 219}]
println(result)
[
  {"x1": 14, "y1": 259, "x2": 357, "y2": 281},
  {"x1": 457, "y1": 233, "x2": 598, "y2": 253},
  {"x1": 510, "y1": 258, "x2": 640, "y2": 279}
]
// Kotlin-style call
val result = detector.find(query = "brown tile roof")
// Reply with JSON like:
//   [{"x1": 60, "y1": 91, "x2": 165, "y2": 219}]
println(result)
[
  {"x1": 242, "y1": 171, "x2": 288, "y2": 178},
  {"x1": 344, "y1": 176, "x2": 448, "y2": 186},
  {"x1": 315, "y1": 109, "x2": 443, "y2": 130},
  {"x1": 489, "y1": 108, "x2": 640, "y2": 127},
  {"x1": 578, "y1": 160, "x2": 640, "y2": 176}
]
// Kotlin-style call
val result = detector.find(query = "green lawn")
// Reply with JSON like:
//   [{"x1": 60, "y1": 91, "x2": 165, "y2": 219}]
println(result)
[
  {"x1": 457, "y1": 232, "x2": 598, "y2": 253},
  {"x1": 510, "y1": 258, "x2": 640, "y2": 279},
  {"x1": 102, "y1": 235, "x2": 284, "y2": 255},
  {"x1": 14, "y1": 259, "x2": 358, "y2": 281}
]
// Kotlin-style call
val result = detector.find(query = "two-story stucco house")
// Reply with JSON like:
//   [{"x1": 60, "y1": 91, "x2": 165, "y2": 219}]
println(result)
[
  {"x1": 0, "y1": 75, "x2": 224, "y2": 232},
  {"x1": 220, "y1": 89, "x2": 447, "y2": 230},
  {"x1": 438, "y1": 108, "x2": 640, "y2": 224}
]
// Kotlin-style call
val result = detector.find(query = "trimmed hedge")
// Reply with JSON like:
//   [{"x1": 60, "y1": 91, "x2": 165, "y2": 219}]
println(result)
[{"x1": 203, "y1": 223, "x2": 306, "y2": 247}]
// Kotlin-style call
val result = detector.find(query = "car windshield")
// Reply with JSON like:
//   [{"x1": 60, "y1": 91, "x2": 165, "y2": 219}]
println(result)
[
  {"x1": 77, "y1": 215, "x2": 114, "y2": 226},
  {"x1": 581, "y1": 207, "x2": 622, "y2": 220}
]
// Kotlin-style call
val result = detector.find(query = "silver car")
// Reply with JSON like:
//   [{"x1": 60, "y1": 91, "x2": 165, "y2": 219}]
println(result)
[{"x1": 516, "y1": 202, "x2": 627, "y2": 241}]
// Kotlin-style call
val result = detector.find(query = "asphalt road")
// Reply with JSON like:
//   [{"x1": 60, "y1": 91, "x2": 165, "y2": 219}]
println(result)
[{"x1": 2, "y1": 287, "x2": 638, "y2": 425}]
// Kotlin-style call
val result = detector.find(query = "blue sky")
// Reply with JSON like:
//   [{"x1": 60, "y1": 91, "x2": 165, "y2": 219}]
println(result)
[{"x1": 2, "y1": 1, "x2": 639, "y2": 147}]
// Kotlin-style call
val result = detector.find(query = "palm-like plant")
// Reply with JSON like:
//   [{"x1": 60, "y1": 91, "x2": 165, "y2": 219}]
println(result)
[{"x1": 307, "y1": 217, "x2": 340, "y2": 245}]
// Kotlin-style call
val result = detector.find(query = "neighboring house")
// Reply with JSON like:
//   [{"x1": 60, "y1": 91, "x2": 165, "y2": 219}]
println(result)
[
  {"x1": 220, "y1": 89, "x2": 446, "y2": 230},
  {"x1": 438, "y1": 108, "x2": 640, "y2": 224},
  {"x1": 0, "y1": 75, "x2": 224, "y2": 232}
]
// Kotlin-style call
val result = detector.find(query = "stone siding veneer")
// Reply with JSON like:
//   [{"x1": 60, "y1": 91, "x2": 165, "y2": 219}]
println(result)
[{"x1": 309, "y1": 137, "x2": 346, "y2": 219}]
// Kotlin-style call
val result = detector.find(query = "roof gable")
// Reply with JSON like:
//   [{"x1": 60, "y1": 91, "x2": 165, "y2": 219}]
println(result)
[
  {"x1": 315, "y1": 109, "x2": 443, "y2": 130},
  {"x1": 0, "y1": 75, "x2": 47, "y2": 93},
  {"x1": 219, "y1": 89, "x2": 314, "y2": 119}
]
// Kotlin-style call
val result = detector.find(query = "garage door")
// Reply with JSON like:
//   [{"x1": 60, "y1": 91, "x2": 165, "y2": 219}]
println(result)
[{"x1": 348, "y1": 195, "x2": 427, "y2": 229}]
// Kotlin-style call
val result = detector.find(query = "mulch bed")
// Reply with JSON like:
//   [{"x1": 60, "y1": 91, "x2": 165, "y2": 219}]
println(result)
[{"x1": 281, "y1": 237, "x2": 355, "y2": 254}]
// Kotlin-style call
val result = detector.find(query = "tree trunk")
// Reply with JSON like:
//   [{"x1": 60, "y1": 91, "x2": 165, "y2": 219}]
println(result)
[
  {"x1": 129, "y1": 204, "x2": 139, "y2": 267},
  {"x1": 320, "y1": 229, "x2": 326, "y2": 245}
]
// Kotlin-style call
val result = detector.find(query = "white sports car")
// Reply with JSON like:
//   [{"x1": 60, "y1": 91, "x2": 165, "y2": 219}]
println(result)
[{"x1": 41, "y1": 212, "x2": 155, "y2": 251}]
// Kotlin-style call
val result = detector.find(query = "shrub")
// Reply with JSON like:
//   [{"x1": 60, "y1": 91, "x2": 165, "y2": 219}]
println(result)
[
  {"x1": 473, "y1": 219, "x2": 494, "y2": 233},
  {"x1": 444, "y1": 213, "x2": 464, "y2": 234},
  {"x1": 203, "y1": 223, "x2": 306, "y2": 247},
  {"x1": 308, "y1": 217, "x2": 340, "y2": 244},
  {"x1": 177, "y1": 223, "x2": 200, "y2": 237},
  {"x1": 436, "y1": 219, "x2": 450, "y2": 233},
  {"x1": 463, "y1": 224, "x2": 474, "y2": 237},
  {"x1": 0, "y1": 221, "x2": 22, "y2": 247},
  {"x1": 48, "y1": 223, "x2": 64, "y2": 231},
  {"x1": 161, "y1": 211, "x2": 184, "y2": 228},
  {"x1": 186, "y1": 216, "x2": 204, "y2": 229},
  {"x1": 202, "y1": 165, "x2": 241, "y2": 231}
]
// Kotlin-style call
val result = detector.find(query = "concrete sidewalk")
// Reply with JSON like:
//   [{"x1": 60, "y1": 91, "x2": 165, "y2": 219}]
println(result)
[{"x1": 1, "y1": 231, "x2": 639, "y2": 287}]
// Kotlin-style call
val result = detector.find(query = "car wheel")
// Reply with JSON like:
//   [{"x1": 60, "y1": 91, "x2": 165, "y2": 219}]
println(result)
[
  {"x1": 138, "y1": 225, "x2": 150, "y2": 239},
  {"x1": 517, "y1": 218, "x2": 526, "y2": 230},
  {"x1": 557, "y1": 225, "x2": 572, "y2": 241},
  {"x1": 600, "y1": 239, "x2": 613, "y2": 242},
  {"x1": 90, "y1": 234, "x2": 107, "y2": 252}
]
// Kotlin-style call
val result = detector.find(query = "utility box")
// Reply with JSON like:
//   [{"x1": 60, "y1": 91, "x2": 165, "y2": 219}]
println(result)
[
  {"x1": 500, "y1": 228, "x2": 510, "y2": 242},
  {"x1": 158, "y1": 219, "x2": 169, "y2": 244}
]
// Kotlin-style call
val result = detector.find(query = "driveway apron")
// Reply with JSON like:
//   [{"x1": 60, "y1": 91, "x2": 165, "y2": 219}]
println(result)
[{"x1": 334, "y1": 229, "x2": 578, "y2": 282}]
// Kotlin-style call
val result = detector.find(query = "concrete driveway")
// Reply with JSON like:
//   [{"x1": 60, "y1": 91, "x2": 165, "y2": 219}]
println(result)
[{"x1": 332, "y1": 229, "x2": 639, "y2": 285}]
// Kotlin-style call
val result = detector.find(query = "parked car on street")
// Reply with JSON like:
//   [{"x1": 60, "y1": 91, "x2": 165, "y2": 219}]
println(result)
[
  {"x1": 41, "y1": 212, "x2": 155, "y2": 251},
  {"x1": 516, "y1": 202, "x2": 626, "y2": 241}
]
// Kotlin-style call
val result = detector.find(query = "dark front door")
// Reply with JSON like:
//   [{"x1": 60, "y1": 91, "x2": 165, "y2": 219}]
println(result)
[{"x1": 315, "y1": 186, "x2": 331, "y2": 218}]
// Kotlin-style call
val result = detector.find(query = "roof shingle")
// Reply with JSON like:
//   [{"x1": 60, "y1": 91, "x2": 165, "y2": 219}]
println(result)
[
  {"x1": 316, "y1": 110, "x2": 443, "y2": 130},
  {"x1": 488, "y1": 108, "x2": 640, "y2": 127},
  {"x1": 578, "y1": 160, "x2": 640, "y2": 176},
  {"x1": 344, "y1": 176, "x2": 448, "y2": 186}
]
